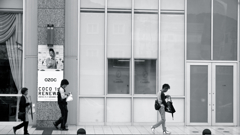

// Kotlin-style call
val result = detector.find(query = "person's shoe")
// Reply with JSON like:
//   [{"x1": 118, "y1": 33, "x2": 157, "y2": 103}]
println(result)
[
  {"x1": 151, "y1": 126, "x2": 155, "y2": 134},
  {"x1": 163, "y1": 130, "x2": 171, "y2": 134},
  {"x1": 24, "y1": 133, "x2": 30, "y2": 135},
  {"x1": 53, "y1": 122, "x2": 59, "y2": 130},
  {"x1": 13, "y1": 127, "x2": 16, "y2": 134},
  {"x1": 60, "y1": 128, "x2": 68, "y2": 131}
]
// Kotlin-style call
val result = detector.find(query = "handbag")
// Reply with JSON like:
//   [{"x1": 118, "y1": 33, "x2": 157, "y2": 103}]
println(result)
[
  {"x1": 154, "y1": 99, "x2": 161, "y2": 110},
  {"x1": 66, "y1": 93, "x2": 73, "y2": 102},
  {"x1": 18, "y1": 112, "x2": 25, "y2": 120},
  {"x1": 165, "y1": 97, "x2": 176, "y2": 119}
]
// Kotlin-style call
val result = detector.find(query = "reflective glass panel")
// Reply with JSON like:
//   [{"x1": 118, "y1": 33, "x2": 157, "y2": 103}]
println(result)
[
  {"x1": 80, "y1": 13, "x2": 105, "y2": 95},
  {"x1": 213, "y1": 0, "x2": 237, "y2": 60},
  {"x1": 134, "y1": 14, "x2": 158, "y2": 58},
  {"x1": 190, "y1": 65, "x2": 208, "y2": 123},
  {"x1": 161, "y1": 0, "x2": 184, "y2": 10},
  {"x1": 134, "y1": 59, "x2": 156, "y2": 94},
  {"x1": 187, "y1": 0, "x2": 211, "y2": 60},
  {"x1": 80, "y1": 0, "x2": 105, "y2": 8},
  {"x1": 108, "y1": 59, "x2": 130, "y2": 94},
  {"x1": 160, "y1": 14, "x2": 184, "y2": 96},
  {"x1": 134, "y1": 0, "x2": 158, "y2": 10},
  {"x1": 108, "y1": 0, "x2": 131, "y2": 9},
  {"x1": 216, "y1": 66, "x2": 233, "y2": 123},
  {"x1": 107, "y1": 13, "x2": 131, "y2": 58}
]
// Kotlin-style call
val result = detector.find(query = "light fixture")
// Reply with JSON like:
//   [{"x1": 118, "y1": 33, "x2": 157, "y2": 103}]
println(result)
[{"x1": 47, "y1": 24, "x2": 54, "y2": 47}]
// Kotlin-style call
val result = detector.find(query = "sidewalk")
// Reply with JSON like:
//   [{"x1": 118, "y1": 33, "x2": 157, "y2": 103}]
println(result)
[{"x1": 1, "y1": 125, "x2": 240, "y2": 135}]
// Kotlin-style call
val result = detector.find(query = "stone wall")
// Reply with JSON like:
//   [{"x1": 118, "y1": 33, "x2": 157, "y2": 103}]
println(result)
[{"x1": 36, "y1": 0, "x2": 65, "y2": 128}]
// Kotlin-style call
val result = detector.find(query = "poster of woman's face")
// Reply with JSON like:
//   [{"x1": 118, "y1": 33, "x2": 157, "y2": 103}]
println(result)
[{"x1": 38, "y1": 45, "x2": 64, "y2": 71}]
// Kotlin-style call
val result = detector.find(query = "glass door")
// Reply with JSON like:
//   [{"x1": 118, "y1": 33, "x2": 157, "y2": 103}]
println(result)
[
  {"x1": 187, "y1": 63, "x2": 237, "y2": 126},
  {"x1": 187, "y1": 63, "x2": 212, "y2": 125},
  {"x1": 212, "y1": 63, "x2": 237, "y2": 126}
]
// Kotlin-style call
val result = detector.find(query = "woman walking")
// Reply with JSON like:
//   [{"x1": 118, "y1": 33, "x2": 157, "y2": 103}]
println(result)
[
  {"x1": 151, "y1": 84, "x2": 171, "y2": 134},
  {"x1": 13, "y1": 87, "x2": 31, "y2": 135}
]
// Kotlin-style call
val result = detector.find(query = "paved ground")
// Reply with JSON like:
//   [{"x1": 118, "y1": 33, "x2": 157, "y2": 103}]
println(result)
[{"x1": 1, "y1": 124, "x2": 240, "y2": 134}]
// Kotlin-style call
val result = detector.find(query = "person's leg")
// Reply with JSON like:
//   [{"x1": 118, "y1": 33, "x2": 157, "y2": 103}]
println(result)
[
  {"x1": 159, "y1": 107, "x2": 166, "y2": 132},
  {"x1": 61, "y1": 105, "x2": 68, "y2": 129},
  {"x1": 152, "y1": 108, "x2": 165, "y2": 129},
  {"x1": 64, "y1": 105, "x2": 68, "y2": 127},
  {"x1": 13, "y1": 121, "x2": 25, "y2": 134},
  {"x1": 61, "y1": 105, "x2": 67, "y2": 129},
  {"x1": 55, "y1": 104, "x2": 63, "y2": 126},
  {"x1": 24, "y1": 121, "x2": 29, "y2": 134}
]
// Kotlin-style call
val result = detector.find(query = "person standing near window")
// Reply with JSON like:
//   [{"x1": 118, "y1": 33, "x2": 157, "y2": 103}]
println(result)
[
  {"x1": 151, "y1": 84, "x2": 171, "y2": 134},
  {"x1": 53, "y1": 79, "x2": 70, "y2": 130},
  {"x1": 13, "y1": 87, "x2": 31, "y2": 135},
  {"x1": 46, "y1": 48, "x2": 57, "y2": 69}
]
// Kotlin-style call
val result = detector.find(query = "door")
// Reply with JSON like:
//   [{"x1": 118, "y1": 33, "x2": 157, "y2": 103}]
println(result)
[{"x1": 187, "y1": 63, "x2": 237, "y2": 126}]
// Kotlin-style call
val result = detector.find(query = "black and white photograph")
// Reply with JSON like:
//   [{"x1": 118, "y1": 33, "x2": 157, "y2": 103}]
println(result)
[{"x1": 0, "y1": 0, "x2": 239, "y2": 134}]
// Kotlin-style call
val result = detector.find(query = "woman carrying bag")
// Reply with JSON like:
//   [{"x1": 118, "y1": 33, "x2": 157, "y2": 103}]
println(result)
[{"x1": 13, "y1": 87, "x2": 31, "y2": 135}]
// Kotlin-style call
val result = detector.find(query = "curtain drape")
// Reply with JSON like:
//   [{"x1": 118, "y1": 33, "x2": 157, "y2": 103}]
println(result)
[{"x1": 0, "y1": 13, "x2": 23, "y2": 121}]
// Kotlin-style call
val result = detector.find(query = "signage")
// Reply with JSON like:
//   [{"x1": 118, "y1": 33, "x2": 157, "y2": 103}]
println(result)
[{"x1": 37, "y1": 45, "x2": 64, "y2": 101}]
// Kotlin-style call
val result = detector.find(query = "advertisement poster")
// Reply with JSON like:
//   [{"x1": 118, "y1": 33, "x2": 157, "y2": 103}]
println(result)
[{"x1": 38, "y1": 45, "x2": 64, "y2": 101}]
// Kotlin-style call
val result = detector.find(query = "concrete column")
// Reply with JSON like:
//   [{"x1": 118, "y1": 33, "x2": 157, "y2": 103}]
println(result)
[{"x1": 36, "y1": 0, "x2": 65, "y2": 127}]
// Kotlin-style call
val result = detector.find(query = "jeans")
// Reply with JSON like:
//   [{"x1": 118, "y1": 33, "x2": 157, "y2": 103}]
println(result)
[
  {"x1": 152, "y1": 105, "x2": 166, "y2": 131},
  {"x1": 55, "y1": 104, "x2": 68, "y2": 128}
]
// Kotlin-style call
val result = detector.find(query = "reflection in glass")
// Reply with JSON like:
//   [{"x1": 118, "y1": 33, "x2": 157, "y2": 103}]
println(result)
[
  {"x1": 134, "y1": 60, "x2": 156, "y2": 94},
  {"x1": 80, "y1": 13, "x2": 105, "y2": 95},
  {"x1": 0, "y1": 97, "x2": 18, "y2": 121},
  {"x1": 0, "y1": 43, "x2": 18, "y2": 94},
  {"x1": 80, "y1": 0, "x2": 105, "y2": 8},
  {"x1": 160, "y1": 14, "x2": 184, "y2": 96},
  {"x1": 108, "y1": 0, "x2": 131, "y2": 9},
  {"x1": 187, "y1": 0, "x2": 211, "y2": 60},
  {"x1": 190, "y1": 65, "x2": 208, "y2": 123},
  {"x1": 134, "y1": 0, "x2": 158, "y2": 10},
  {"x1": 134, "y1": 14, "x2": 158, "y2": 58},
  {"x1": 108, "y1": 59, "x2": 130, "y2": 94},
  {"x1": 107, "y1": 13, "x2": 131, "y2": 58},
  {"x1": 216, "y1": 66, "x2": 233, "y2": 123},
  {"x1": 213, "y1": 0, "x2": 237, "y2": 60}
]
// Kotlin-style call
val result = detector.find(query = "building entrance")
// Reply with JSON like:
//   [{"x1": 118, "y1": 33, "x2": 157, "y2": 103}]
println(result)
[{"x1": 186, "y1": 63, "x2": 237, "y2": 126}]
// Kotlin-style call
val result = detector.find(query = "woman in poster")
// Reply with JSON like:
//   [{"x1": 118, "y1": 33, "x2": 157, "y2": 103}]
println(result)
[{"x1": 46, "y1": 48, "x2": 57, "y2": 69}]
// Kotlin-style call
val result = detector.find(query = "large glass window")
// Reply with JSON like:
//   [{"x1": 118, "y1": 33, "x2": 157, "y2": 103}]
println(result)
[
  {"x1": 187, "y1": 0, "x2": 238, "y2": 61},
  {"x1": 134, "y1": 13, "x2": 158, "y2": 58},
  {"x1": 134, "y1": 59, "x2": 156, "y2": 94},
  {"x1": 108, "y1": 59, "x2": 130, "y2": 94},
  {"x1": 80, "y1": 13, "x2": 105, "y2": 95},
  {"x1": 187, "y1": 0, "x2": 211, "y2": 60},
  {"x1": 0, "y1": 43, "x2": 18, "y2": 122},
  {"x1": 213, "y1": 0, "x2": 237, "y2": 60},
  {"x1": 107, "y1": 13, "x2": 131, "y2": 58},
  {"x1": 160, "y1": 14, "x2": 185, "y2": 96},
  {"x1": 0, "y1": 43, "x2": 18, "y2": 94},
  {"x1": 0, "y1": 12, "x2": 23, "y2": 122}
]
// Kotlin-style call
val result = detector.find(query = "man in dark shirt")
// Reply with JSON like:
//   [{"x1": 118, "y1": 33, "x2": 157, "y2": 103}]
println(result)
[
  {"x1": 151, "y1": 84, "x2": 171, "y2": 134},
  {"x1": 53, "y1": 79, "x2": 70, "y2": 130}
]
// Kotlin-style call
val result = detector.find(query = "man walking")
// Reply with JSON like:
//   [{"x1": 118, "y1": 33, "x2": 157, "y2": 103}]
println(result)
[
  {"x1": 53, "y1": 79, "x2": 70, "y2": 130},
  {"x1": 151, "y1": 84, "x2": 171, "y2": 134}
]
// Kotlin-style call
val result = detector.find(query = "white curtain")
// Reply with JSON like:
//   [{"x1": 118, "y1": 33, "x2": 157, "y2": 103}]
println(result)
[
  {"x1": 1, "y1": 13, "x2": 23, "y2": 121},
  {"x1": 5, "y1": 14, "x2": 23, "y2": 93}
]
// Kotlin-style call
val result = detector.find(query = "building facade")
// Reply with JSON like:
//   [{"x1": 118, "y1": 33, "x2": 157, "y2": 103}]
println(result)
[{"x1": 0, "y1": 0, "x2": 239, "y2": 127}]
